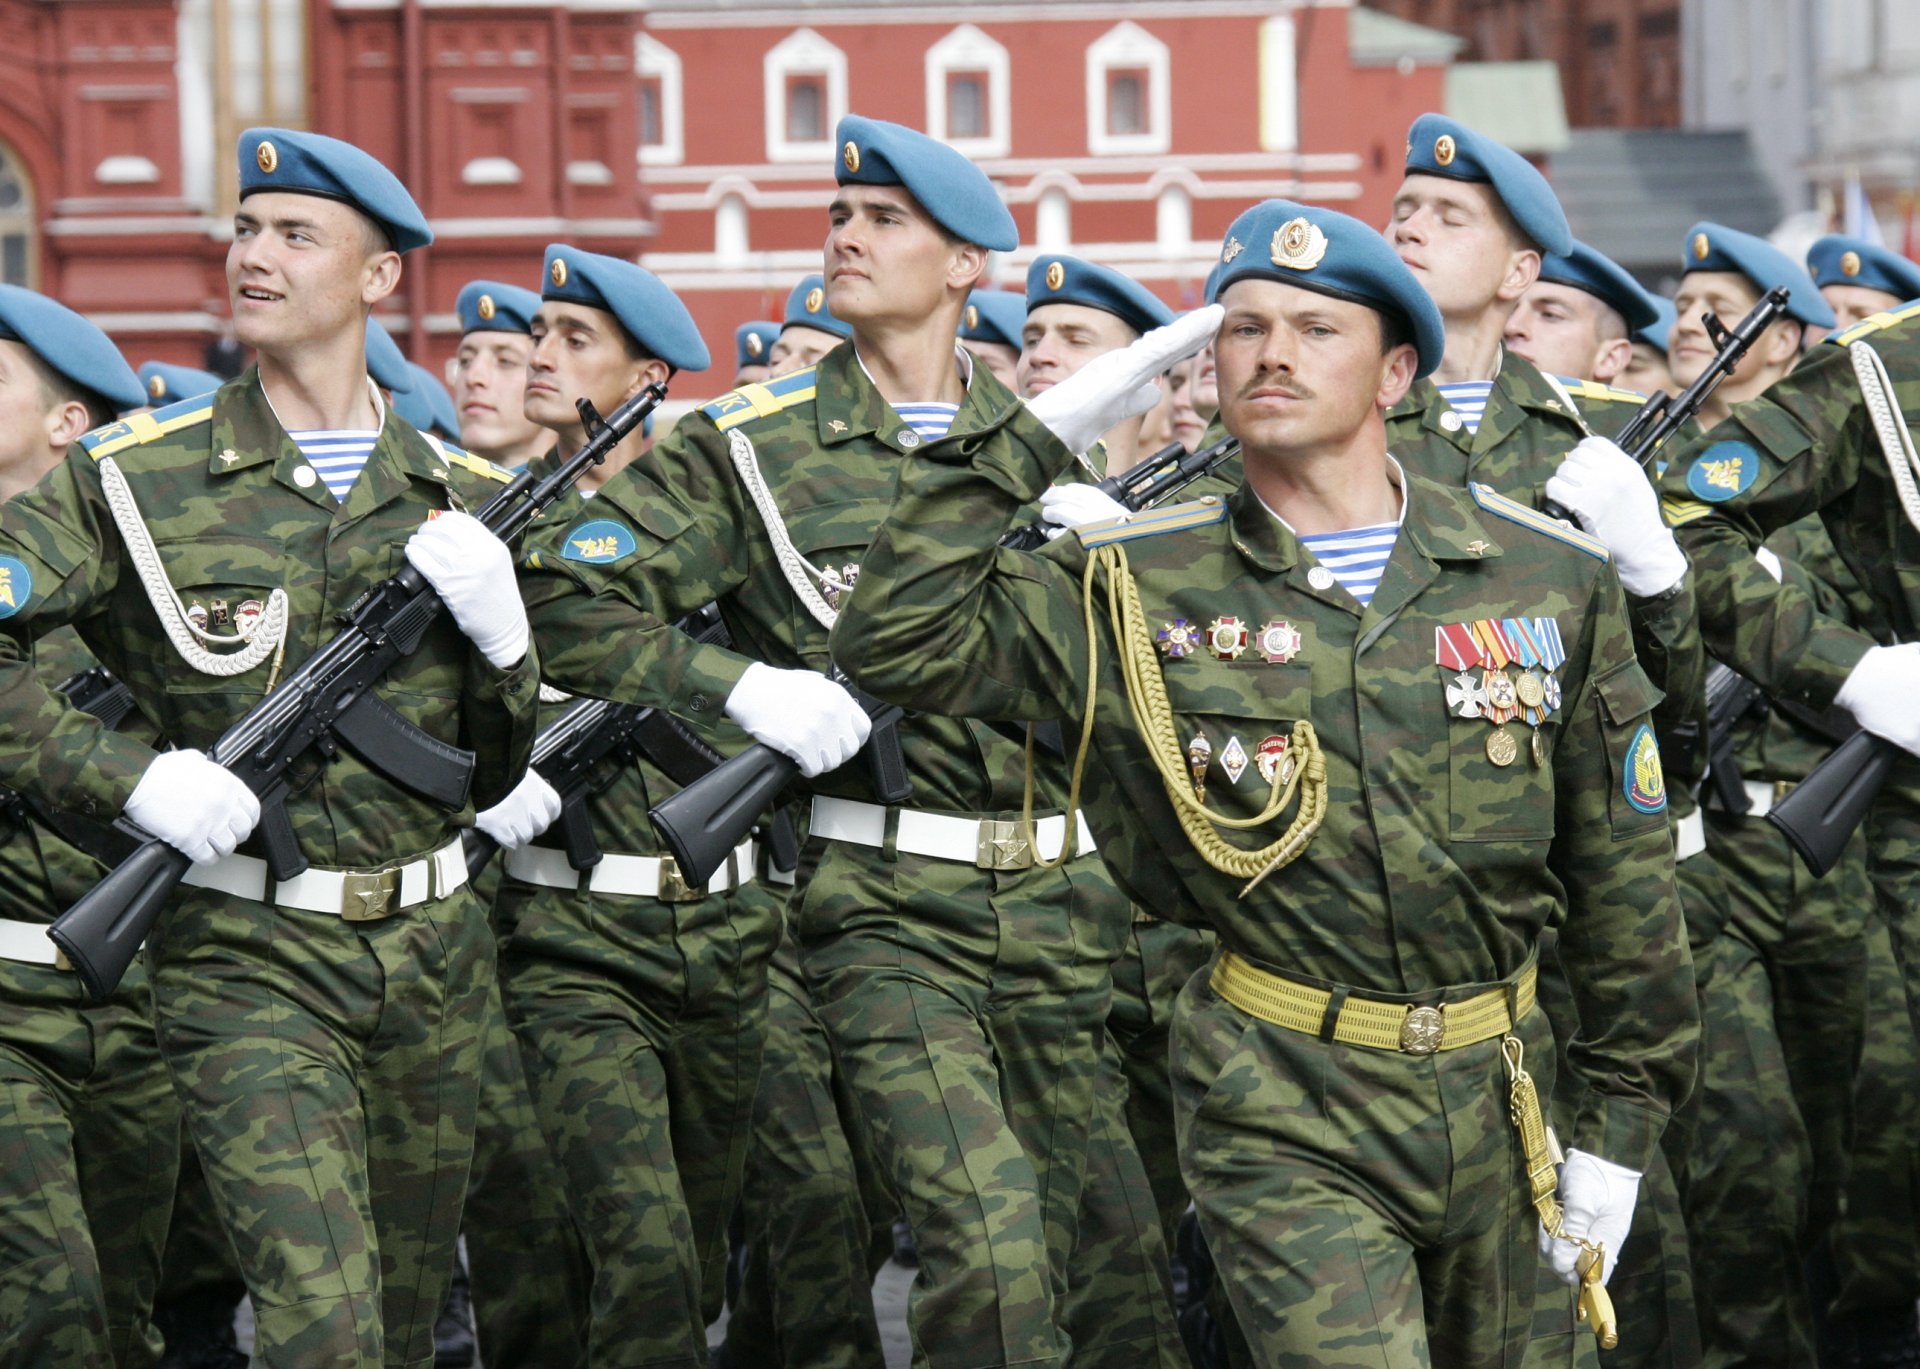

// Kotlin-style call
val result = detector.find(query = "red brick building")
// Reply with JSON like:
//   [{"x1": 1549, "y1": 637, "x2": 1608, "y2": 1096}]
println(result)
[{"x1": 4, "y1": 0, "x2": 1446, "y2": 404}]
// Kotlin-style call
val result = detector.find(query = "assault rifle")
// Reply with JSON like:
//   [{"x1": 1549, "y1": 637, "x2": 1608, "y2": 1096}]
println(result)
[
  {"x1": 1541, "y1": 287, "x2": 1791, "y2": 522},
  {"x1": 50, "y1": 384, "x2": 667, "y2": 1000},
  {"x1": 649, "y1": 433, "x2": 1243, "y2": 888},
  {"x1": 1700, "y1": 662, "x2": 1766, "y2": 815},
  {"x1": 1, "y1": 666, "x2": 144, "y2": 867},
  {"x1": 1770, "y1": 726, "x2": 1902, "y2": 879}
]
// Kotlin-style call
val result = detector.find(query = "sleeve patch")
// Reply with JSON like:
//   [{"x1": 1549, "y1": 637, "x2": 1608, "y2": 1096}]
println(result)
[
  {"x1": 0, "y1": 555, "x2": 31, "y2": 617},
  {"x1": 1623, "y1": 723, "x2": 1668, "y2": 815},
  {"x1": 1684, "y1": 441, "x2": 1760, "y2": 502},
  {"x1": 559, "y1": 518, "x2": 639, "y2": 565}
]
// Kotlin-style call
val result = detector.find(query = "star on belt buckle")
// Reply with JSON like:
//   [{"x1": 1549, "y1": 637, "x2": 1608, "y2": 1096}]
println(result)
[
  {"x1": 1400, "y1": 1004, "x2": 1446, "y2": 1055},
  {"x1": 976, "y1": 819, "x2": 1033, "y2": 871},
  {"x1": 341, "y1": 869, "x2": 400, "y2": 922}
]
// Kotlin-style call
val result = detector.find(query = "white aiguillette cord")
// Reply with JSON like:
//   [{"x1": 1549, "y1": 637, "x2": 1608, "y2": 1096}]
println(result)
[
  {"x1": 728, "y1": 428, "x2": 847, "y2": 629},
  {"x1": 1851, "y1": 341, "x2": 1920, "y2": 537}
]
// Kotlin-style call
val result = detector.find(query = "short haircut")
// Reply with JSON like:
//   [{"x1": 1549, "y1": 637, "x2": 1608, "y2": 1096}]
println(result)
[
  {"x1": 1378, "y1": 307, "x2": 1413, "y2": 358},
  {"x1": 29, "y1": 354, "x2": 115, "y2": 430}
]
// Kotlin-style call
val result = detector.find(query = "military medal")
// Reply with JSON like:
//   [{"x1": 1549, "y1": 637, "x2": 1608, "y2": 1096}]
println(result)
[
  {"x1": 1533, "y1": 616, "x2": 1567, "y2": 718},
  {"x1": 1187, "y1": 735, "x2": 1212, "y2": 802},
  {"x1": 1542, "y1": 676, "x2": 1562, "y2": 711},
  {"x1": 1158, "y1": 619, "x2": 1199, "y2": 659},
  {"x1": 209, "y1": 599, "x2": 231, "y2": 628},
  {"x1": 1473, "y1": 620, "x2": 1518, "y2": 724},
  {"x1": 235, "y1": 599, "x2": 265, "y2": 640},
  {"x1": 1254, "y1": 735, "x2": 1292, "y2": 788},
  {"x1": 1485, "y1": 725, "x2": 1519, "y2": 768},
  {"x1": 1445, "y1": 670, "x2": 1489, "y2": 719},
  {"x1": 822, "y1": 563, "x2": 860, "y2": 611},
  {"x1": 1256, "y1": 618, "x2": 1302, "y2": 664},
  {"x1": 1220, "y1": 736, "x2": 1249, "y2": 785},
  {"x1": 1515, "y1": 672, "x2": 1546, "y2": 710},
  {"x1": 1206, "y1": 617, "x2": 1248, "y2": 661},
  {"x1": 1532, "y1": 727, "x2": 1551, "y2": 769}
]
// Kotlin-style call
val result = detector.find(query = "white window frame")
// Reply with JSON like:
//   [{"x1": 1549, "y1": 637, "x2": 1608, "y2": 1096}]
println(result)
[
  {"x1": 1086, "y1": 21, "x2": 1171, "y2": 156},
  {"x1": 764, "y1": 28, "x2": 848, "y2": 164},
  {"x1": 925, "y1": 25, "x2": 1011, "y2": 160},
  {"x1": 635, "y1": 33, "x2": 684, "y2": 167}
]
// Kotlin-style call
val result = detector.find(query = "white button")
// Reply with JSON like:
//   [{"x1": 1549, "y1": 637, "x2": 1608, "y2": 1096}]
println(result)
[
  {"x1": 1307, "y1": 566, "x2": 1335, "y2": 590},
  {"x1": 294, "y1": 466, "x2": 318, "y2": 488},
  {"x1": 1440, "y1": 411, "x2": 1464, "y2": 432}
]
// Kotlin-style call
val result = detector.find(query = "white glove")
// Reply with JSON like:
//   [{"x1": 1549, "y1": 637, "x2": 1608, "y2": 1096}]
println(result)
[
  {"x1": 124, "y1": 750, "x2": 260, "y2": 866},
  {"x1": 474, "y1": 769, "x2": 562, "y2": 850},
  {"x1": 1538, "y1": 1149, "x2": 1641, "y2": 1288},
  {"x1": 1039, "y1": 483, "x2": 1131, "y2": 540},
  {"x1": 1837, "y1": 644, "x2": 1920, "y2": 756},
  {"x1": 1543, "y1": 436, "x2": 1689, "y2": 598},
  {"x1": 724, "y1": 661, "x2": 872, "y2": 778},
  {"x1": 1026, "y1": 306, "x2": 1223, "y2": 456},
  {"x1": 405, "y1": 512, "x2": 530, "y2": 669}
]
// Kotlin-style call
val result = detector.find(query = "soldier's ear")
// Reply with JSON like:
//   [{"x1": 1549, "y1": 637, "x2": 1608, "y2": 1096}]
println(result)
[
  {"x1": 44, "y1": 398, "x2": 94, "y2": 450},
  {"x1": 1376, "y1": 343, "x2": 1419, "y2": 411},
  {"x1": 361, "y1": 250, "x2": 403, "y2": 309},
  {"x1": 1495, "y1": 248, "x2": 1542, "y2": 305}
]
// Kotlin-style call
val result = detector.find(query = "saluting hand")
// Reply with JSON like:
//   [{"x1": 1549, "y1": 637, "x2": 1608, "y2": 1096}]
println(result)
[{"x1": 1026, "y1": 306, "x2": 1223, "y2": 457}]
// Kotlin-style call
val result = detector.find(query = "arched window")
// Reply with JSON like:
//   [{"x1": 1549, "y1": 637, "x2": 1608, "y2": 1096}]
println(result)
[
  {"x1": 636, "y1": 33, "x2": 684, "y2": 167},
  {"x1": 765, "y1": 30, "x2": 848, "y2": 163},
  {"x1": 926, "y1": 26, "x2": 1011, "y2": 159},
  {"x1": 0, "y1": 147, "x2": 36, "y2": 287},
  {"x1": 1086, "y1": 22, "x2": 1171, "y2": 156}
]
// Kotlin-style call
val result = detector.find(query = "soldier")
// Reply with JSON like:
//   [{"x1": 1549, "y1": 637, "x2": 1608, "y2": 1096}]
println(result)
[
  {"x1": 1622, "y1": 302, "x2": 1676, "y2": 399},
  {"x1": 768, "y1": 273, "x2": 851, "y2": 376},
  {"x1": 0, "y1": 288, "x2": 175, "y2": 1368},
  {"x1": 958, "y1": 288, "x2": 1025, "y2": 388},
  {"x1": 1806, "y1": 234, "x2": 1920, "y2": 332},
  {"x1": 452, "y1": 280, "x2": 554, "y2": 470},
  {"x1": 1167, "y1": 353, "x2": 1210, "y2": 454},
  {"x1": 1504, "y1": 241, "x2": 1662, "y2": 389},
  {"x1": 517, "y1": 114, "x2": 1182, "y2": 1367},
  {"x1": 832, "y1": 196, "x2": 1698, "y2": 1365},
  {"x1": 734, "y1": 320, "x2": 781, "y2": 389},
  {"x1": 476, "y1": 242, "x2": 785, "y2": 1369},
  {"x1": 396, "y1": 362, "x2": 460, "y2": 441},
  {"x1": 0, "y1": 128, "x2": 540, "y2": 1367}
]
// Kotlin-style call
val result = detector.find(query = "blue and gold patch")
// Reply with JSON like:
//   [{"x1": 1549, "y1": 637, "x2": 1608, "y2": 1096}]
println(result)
[
  {"x1": 1623, "y1": 723, "x2": 1667, "y2": 815},
  {"x1": 1685, "y1": 441, "x2": 1759, "y2": 502},
  {"x1": 560, "y1": 518, "x2": 638, "y2": 565},
  {"x1": 0, "y1": 555, "x2": 32, "y2": 618}
]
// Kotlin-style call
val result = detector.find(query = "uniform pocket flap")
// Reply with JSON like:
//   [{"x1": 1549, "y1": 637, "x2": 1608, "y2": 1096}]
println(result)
[{"x1": 1594, "y1": 658, "x2": 1663, "y2": 727}]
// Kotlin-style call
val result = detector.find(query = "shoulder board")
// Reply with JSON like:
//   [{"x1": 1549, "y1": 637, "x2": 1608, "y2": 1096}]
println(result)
[
  {"x1": 1468, "y1": 483, "x2": 1610, "y2": 561},
  {"x1": 700, "y1": 367, "x2": 819, "y2": 432},
  {"x1": 78, "y1": 396, "x2": 213, "y2": 461},
  {"x1": 1076, "y1": 497, "x2": 1228, "y2": 549},
  {"x1": 1830, "y1": 299, "x2": 1920, "y2": 347},
  {"x1": 1554, "y1": 376, "x2": 1649, "y2": 406},
  {"x1": 423, "y1": 432, "x2": 513, "y2": 484}
]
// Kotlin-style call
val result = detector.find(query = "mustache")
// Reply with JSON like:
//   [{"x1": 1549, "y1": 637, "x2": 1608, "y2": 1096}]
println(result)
[{"x1": 1238, "y1": 379, "x2": 1312, "y2": 402}]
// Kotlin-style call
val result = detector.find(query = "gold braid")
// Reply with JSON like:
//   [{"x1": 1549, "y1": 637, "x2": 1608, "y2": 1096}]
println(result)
[{"x1": 1021, "y1": 541, "x2": 1327, "y2": 895}]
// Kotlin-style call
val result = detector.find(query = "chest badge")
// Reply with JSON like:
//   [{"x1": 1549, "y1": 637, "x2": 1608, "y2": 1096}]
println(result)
[
  {"x1": 1157, "y1": 618, "x2": 1200, "y2": 659},
  {"x1": 1255, "y1": 618, "x2": 1302, "y2": 664},
  {"x1": 1205, "y1": 617, "x2": 1248, "y2": 661},
  {"x1": 1219, "y1": 735, "x2": 1249, "y2": 785},
  {"x1": 822, "y1": 563, "x2": 861, "y2": 611},
  {"x1": 1255, "y1": 735, "x2": 1293, "y2": 787},
  {"x1": 1186, "y1": 735, "x2": 1211, "y2": 802}
]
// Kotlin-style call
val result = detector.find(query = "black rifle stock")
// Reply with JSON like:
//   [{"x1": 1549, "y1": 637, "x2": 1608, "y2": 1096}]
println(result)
[
  {"x1": 1770, "y1": 730, "x2": 1903, "y2": 878},
  {"x1": 49, "y1": 384, "x2": 667, "y2": 1001},
  {"x1": 999, "y1": 433, "x2": 1241, "y2": 552},
  {"x1": 1541, "y1": 287, "x2": 1792, "y2": 522}
]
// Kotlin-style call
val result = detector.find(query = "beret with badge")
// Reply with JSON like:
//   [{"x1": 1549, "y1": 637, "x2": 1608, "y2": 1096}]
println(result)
[
  {"x1": 835, "y1": 113, "x2": 1017, "y2": 252},
  {"x1": 782, "y1": 274, "x2": 852, "y2": 341},
  {"x1": 1537, "y1": 240, "x2": 1662, "y2": 333},
  {"x1": 1682, "y1": 221, "x2": 1835, "y2": 328},
  {"x1": 959, "y1": 290, "x2": 1028, "y2": 351},
  {"x1": 1805, "y1": 234, "x2": 1920, "y2": 304},
  {"x1": 457, "y1": 280, "x2": 541, "y2": 337},
  {"x1": 0, "y1": 285, "x2": 145, "y2": 414},
  {"x1": 735, "y1": 320, "x2": 781, "y2": 369},
  {"x1": 1403, "y1": 113, "x2": 1573, "y2": 258},
  {"x1": 542, "y1": 243, "x2": 710, "y2": 373},
  {"x1": 1025, "y1": 256, "x2": 1174, "y2": 337},
  {"x1": 137, "y1": 360, "x2": 224, "y2": 408},
  {"x1": 238, "y1": 127, "x2": 432, "y2": 254}
]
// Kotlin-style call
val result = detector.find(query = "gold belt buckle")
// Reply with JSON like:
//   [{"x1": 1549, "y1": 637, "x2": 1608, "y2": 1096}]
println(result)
[
  {"x1": 1400, "y1": 1004, "x2": 1446, "y2": 1055},
  {"x1": 976, "y1": 819, "x2": 1033, "y2": 871},
  {"x1": 657, "y1": 856, "x2": 702, "y2": 903},
  {"x1": 1773, "y1": 779, "x2": 1796, "y2": 807},
  {"x1": 341, "y1": 868, "x2": 400, "y2": 922}
]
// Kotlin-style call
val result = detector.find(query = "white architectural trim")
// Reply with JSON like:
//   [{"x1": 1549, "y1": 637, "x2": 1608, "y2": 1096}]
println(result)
[
  {"x1": 641, "y1": 149, "x2": 1360, "y2": 185},
  {"x1": 646, "y1": 173, "x2": 1359, "y2": 213},
  {"x1": 925, "y1": 25, "x2": 1011, "y2": 160},
  {"x1": 96, "y1": 156, "x2": 161, "y2": 186},
  {"x1": 1259, "y1": 16, "x2": 1298, "y2": 152},
  {"x1": 764, "y1": 29, "x2": 848, "y2": 164},
  {"x1": 462, "y1": 157, "x2": 522, "y2": 186},
  {"x1": 1155, "y1": 183, "x2": 1191, "y2": 256},
  {"x1": 1086, "y1": 21, "x2": 1171, "y2": 156},
  {"x1": 650, "y1": 4, "x2": 1301, "y2": 29},
  {"x1": 1035, "y1": 186, "x2": 1071, "y2": 249},
  {"x1": 635, "y1": 32, "x2": 685, "y2": 167}
]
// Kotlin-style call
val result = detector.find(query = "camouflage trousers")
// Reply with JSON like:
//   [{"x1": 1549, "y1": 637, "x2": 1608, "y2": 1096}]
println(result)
[
  {"x1": 1868, "y1": 757, "x2": 1920, "y2": 1043},
  {"x1": 0, "y1": 959, "x2": 178, "y2": 1369},
  {"x1": 1059, "y1": 915, "x2": 1209, "y2": 1367},
  {"x1": 795, "y1": 836, "x2": 1140, "y2": 1369},
  {"x1": 147, "y1": 881, "x2": 490, "y2": 1369},
  {"x1": 727, "y1": 921, "x2": 893, "y2": 1369},
  {"x1": 1172, "y1": 959, "x2": 1557, "y2": 1369},
  {"x1": 496, "y1": 867, "x2": 778, "y2": 1369},
  {"x1": 1685, "y1": 811, "x2": 1871, "y2": 1369},
  {"x1": 461, "y1": 942, "x2": 592, "y2": 1367}
]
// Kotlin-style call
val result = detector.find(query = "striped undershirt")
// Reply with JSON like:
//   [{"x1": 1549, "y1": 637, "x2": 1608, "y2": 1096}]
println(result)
[
  {"x1": 1436, "y1": 379, "x2": 1495, "y2": 435},
  {"x1": 1297, "y1": 523, "x2": 1399, "y2": 606},
  {"x1": 287, "y1": 429, "x2": 379, "y2": 501},
  {"x1": 891, "y1": 402, "x2": 960, "y2": 442}
]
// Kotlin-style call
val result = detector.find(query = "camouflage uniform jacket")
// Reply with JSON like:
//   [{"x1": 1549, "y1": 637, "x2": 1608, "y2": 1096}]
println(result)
[
  {"x1": 518, "y1": 343, "x2": 1082, "y2": 816},
  {"x1": 1660, "y1": 308, "x2": 1920, "y2": 705},
  {"x1": 831, "y1": 417, "x2": 1699, "y2": 1172},
  {"x1": 0, "y1": 370, "x2": 538, "y2": 867}
]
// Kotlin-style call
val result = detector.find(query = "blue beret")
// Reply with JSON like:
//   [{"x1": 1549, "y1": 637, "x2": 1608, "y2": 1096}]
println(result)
[
  {"x1": 960, "y1": 290, "x2": 1027, "y2": 350},
  {"x1": 781, "y1": 275, "x2": 852, "y2": 341},
  {"x1": 834, "y1": 114, "x2": 1017, "y2": 253},
  {"x1": 1537, "y1": 240, "x2": 1660, "y2": 333},
  {"x1": 237, "y1": 128, "x2": 432, "y2": 255},
  {"x1": 735, "y1": 321, "x2": 781, "y2": 368},
  {"x1": 542, "y1": 244, "x2": 710, "y2": 373},
  {"x1": 457, "y1": 280, "x2": 540, "y2": 336},
  {"x1": 1209, "y1": 199, "x2": 1445, "y2": 379},
  {"x1": 364, "y1": 319, "x2": 415, "y2": 395},
  {"x1": 1634, "y1": 297, "x2": 1676, "y2": 354},
  {"x1": 0, "y1": 285, "x2": 144, "y2": 413},
  {"x1": 1025, "y1": 256, "x2": 1174, "y2": 337},
  {"x1": 136, "y1": 360, "x2": 224, "y2": 408},
  {"x1": 394, "y1": 362, "x2": 460, "y2": 438},
  {"x1": 1806, "y1": 235, "x2": 1920, "y2": 303},
  {"x1": 1403, "y1": 114, "x2": 1572, "y2": 258},
  {"x1": 1681, "y1": 222, "x2": 1835, "y2": 329}
]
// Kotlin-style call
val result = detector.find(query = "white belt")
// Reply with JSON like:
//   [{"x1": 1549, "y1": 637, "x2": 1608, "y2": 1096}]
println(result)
[
  {"x1": 505, "y1": 840, "x2": 756, "y2": 901},
  {"x1": 182, "y1": 837, "x2": 468, "y2": 921},
  {"x1": 810, "y1": 795, "x2": 1098, "y2": 870},
  {"x1": 1675, "y1": 809, "x2": 1705, "y2": 862},
  {"x1": 0, "y1": 917, "x2": 61, "y2": 967}
]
